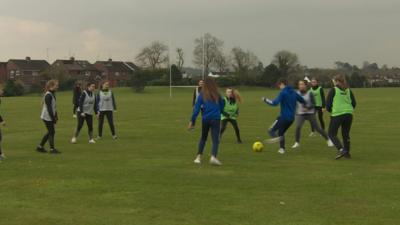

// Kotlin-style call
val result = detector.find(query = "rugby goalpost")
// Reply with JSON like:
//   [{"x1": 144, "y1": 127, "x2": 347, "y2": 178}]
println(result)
[{"x1": 168, "y1": 34, "x2": 206, "y2": 98}]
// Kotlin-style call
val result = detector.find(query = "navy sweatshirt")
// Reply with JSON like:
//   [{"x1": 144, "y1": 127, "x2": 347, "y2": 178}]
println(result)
[
  {"x1": 264, "y1": 86, "x2": 306, "y2": 121},
  {"x1": 191, "y1": 94, "x2": 225, "y2": 125}
]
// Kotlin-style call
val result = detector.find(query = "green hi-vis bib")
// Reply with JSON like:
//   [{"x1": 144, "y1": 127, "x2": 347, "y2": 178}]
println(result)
[
  {"x1": 332, "y1": 87, "x2": 354, "y2": 117},
  {"x1": 311, "y1": 87, "x2": 323, "y2": 107},
  {"x1": 221, "y1": 97, "x2": 238, "y2": 120}
]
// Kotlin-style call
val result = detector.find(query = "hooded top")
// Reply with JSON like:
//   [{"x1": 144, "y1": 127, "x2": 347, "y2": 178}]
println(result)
[{"x1": 264, "y1": 86, "x2": 306, "y2": 121}]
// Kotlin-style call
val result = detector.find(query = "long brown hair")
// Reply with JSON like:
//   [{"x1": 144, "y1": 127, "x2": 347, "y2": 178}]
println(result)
[
  {"x1": 334, "y1": 75, "x2": 348, "y2": 89},
  {"x1": 202, "y1": 77, "x2": 220, "y2": 103},
  {"x1": 227, "y1": 87, "x2": 243, "y2": 103},
  {"x1": 44, "y1": 79, "x2": 58, "y2": 93}
]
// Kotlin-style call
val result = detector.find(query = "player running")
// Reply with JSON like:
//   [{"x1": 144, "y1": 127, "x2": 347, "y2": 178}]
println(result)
[
  {"x1": 220, "y1": 88, "x2": 243, "y2": 144},
  {"x1": 189, "y1": 77, "x2": 225, "y2": 166},
  {"x1": 262, "y1": 78, "x2": 306, "y2": 154},
  {"x1": 291, "y1": 80, "x2": 334, "y2": 149},
  {"x1": 326, "y1": 75, "x2": 357, "y2": 159}
]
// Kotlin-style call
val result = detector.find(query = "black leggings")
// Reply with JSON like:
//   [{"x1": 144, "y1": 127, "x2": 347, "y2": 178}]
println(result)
[
  {"x1": 98, "y1": 111, "x2": 116, "y2": 137},
  {"x1": 328, "y1": 114, "x2": 353, "y2": 153},
  {"x1": 40, "y1": 120, "x2": 55, "y2": 149},
  {"x1": 312, "y1": 107, "x2": 325, "y2": 131},
  {"x1": 220, "y1": 119, "x2": 242, "y2": 142},
  {"x1": 75, "y1": 114, "x2": 93, "y2": 139}
]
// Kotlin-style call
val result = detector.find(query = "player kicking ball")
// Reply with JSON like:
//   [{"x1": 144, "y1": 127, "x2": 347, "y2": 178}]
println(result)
[{"x1": 262, "y1": 79, "x2": 306, "y2": 154}]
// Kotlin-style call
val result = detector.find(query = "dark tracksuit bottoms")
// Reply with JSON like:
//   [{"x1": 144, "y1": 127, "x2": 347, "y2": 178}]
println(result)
[
  {"x1": 295, "y1": 114, "x2": 328, "y2": 143},
  {"x1": 326, "y1": 87, "x2": 356, "y2": 154},
  {"x1": 269, "y1": 117, "x2": 293, "y2": 149},
  {"x1": 75, "y1": 114, "x2": 94, "y2": 139},
  {"x1": 198, "y1": 119, "x2": 220, "y2": 157},
  {"x1": 98, "y1": 111, "x2": 116, "y2": 137},
  {"x1": 40, "y1": 120, "x2": 56, "y2": 149},
  {"x1": 328, "y1": 114, "x2": 353, "y2": 153},
  {"x1": 220, "y1": 119, "x2": 241, "y2": 142}
]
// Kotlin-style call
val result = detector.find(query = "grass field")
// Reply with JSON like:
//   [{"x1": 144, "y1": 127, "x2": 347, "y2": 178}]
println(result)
[{"x1": 0, "y1": 86, "x2": 399, "y2": 225}]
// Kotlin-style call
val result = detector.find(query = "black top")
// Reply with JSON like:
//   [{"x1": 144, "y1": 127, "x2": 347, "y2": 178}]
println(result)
[
  {"x1": 73, "y1": 86, "x2": 82, "y2": 105},
  {"x1": 45, "y1": 91, "x2": 57, "y2": 122},
  {"x1": 326, "y1": 86, "x2": 357, "y2": 113}
]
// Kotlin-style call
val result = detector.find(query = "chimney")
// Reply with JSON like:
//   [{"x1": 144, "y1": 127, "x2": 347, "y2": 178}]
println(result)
[
  {"x1": 70, "y1": 57, "x2": 75, "y2": 62},
  {"x1": 26, "y1": 56, "x2": 31, "y2": 61},
  {"x1": 108, "y1": 58, "x2": 112, "y2": 62}
]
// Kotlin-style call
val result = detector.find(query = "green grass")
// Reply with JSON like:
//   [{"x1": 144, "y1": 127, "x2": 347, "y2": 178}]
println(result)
[{"x1": 0, "y1": 86, "x2": 399, "y2": 225}]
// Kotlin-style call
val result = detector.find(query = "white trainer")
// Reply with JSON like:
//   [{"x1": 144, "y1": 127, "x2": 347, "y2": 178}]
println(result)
[
  {"x1": 309, "y1": 132, "x2": 316, "y2": 137},
  {"x1": 73, "y1": 114, "x2": 77, "y2": 118},
  {"x1": 194, "y1": 155, "x2": 202, "y2": 164},
  {"x1": 89, "y1": 139, "x2": 96, "y2": 144},
  {"x1": 278, "y1": 148, "x2": 285, "y2": 154},
  {"x1": 71, "y1": 137, "x2": 77, "y2": 144},
  {"x1": 112, "y1": 135, "x2": 118, "y2": 140},
  {"x1": 292, "y1": 142, "x2": 300, "y2": 149},
  {"x1": 265, "y1": 136, "x2": 281, "y2": 144},
  {"x1": 210, "y1": 156, "x2": 222, "y2": 166},
  {"x1": 327, "y1": 139, "x2": 334, "y2": 147}
]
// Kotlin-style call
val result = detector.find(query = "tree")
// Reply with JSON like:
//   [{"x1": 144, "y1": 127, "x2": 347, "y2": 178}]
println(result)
[
  {"x1": 231, "y1": 47, "x2": 260, "y2": 84},
  {"x1": 348, "y1": 72, "x2": 367, "y2": 88},
  {"x1": 272, "y1": 50, "x2": 299, "y2": 77},
  {"x1": 335, "y1": 61, "x2": 353, "y2": 71},
  {"x1": 193, "y1": 33, "x2": 224, "y2": 76},
  {"x1": 176, "y1": 48, "x2": 184, "y2": 71},
  {"x1": 130, "y1": 70, "x2": 148, "y2": 93},
  {"x1": 214, "y1": 51, "x2": 230, "y2": 73},
  {"x1": 170, "y1": 64, "x2": 183, "y2": 83},
  {"x1": 3, "y1": 80, "x2": 25, "y2": 96},
  {"x1": 260, "y1": 64, "x2": 281, "y2": 87},
  {"x1": 136, "y1": 41, "x2": 169, "y2": 70}
]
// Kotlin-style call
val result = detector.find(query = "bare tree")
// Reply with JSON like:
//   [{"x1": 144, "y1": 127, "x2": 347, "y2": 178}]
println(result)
[
  {"x1": 193, "y1": 33, "x2": 224, "y2": 76},
  {"x1": 231, "y1": 47, "x2": 259, "y2": 74},
  {"x1": 136, "y1": 41, "x2": 169, "y2": 70},
  {"x1": 214, "y1": 51, "x2": 230, "y2": 73},
  {"x1": 272, "y1": 50, "x2": 299, "y2": 76},
  {"x1": 176, "y1": 48, "x2": 184, "y2": 71}
]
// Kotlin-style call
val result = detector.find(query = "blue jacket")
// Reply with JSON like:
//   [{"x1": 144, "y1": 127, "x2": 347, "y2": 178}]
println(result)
[
  {"x1": 191, "y1": 94, "x2": 225, "y2": 125},
  {"x1": 265, "y1": 86, "x2": 305, "y2": 121}
]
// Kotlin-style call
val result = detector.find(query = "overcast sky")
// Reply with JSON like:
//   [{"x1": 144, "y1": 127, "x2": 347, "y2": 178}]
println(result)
[{"x1": 0, "y1": 0, "x2": 399, "y2": 68}]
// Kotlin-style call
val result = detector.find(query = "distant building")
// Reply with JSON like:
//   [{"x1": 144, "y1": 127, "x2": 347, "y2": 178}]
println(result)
[
  {"x1": 94, "y1": 59, "x2": 139, "y2": 87},
  {"x1": 7, "y1": 57, "x2": 50, "y2": 86},
  {"x1": 52, "y1": 57, "x2": 101, "y2": 82},
  {"x1": 0, "y1": 62, "x2": 7, "y2": 84}
]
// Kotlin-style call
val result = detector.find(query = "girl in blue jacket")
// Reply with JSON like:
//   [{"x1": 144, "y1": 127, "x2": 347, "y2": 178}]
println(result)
[
  {"x1": 189, "y1": 77, "x2": 225, "y2": 166},
  {"x1": 262, "y1": 79, "x2": 306, "y2": 154}
]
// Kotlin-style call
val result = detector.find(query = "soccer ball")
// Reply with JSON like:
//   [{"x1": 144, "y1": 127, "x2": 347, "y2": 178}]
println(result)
[{"x1": 252, "y1": 141, "x2": 264, "y2": 152}]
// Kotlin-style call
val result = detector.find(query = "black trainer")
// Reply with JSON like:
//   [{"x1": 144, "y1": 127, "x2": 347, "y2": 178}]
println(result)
[
  {"x1": 335, "y1": 151, "x2": 349, "y2": 160},
  {"x1": 49, "y1": 149, "x2": 61, "y2": 154},
  {"x1": 36, "y1": 146, "x2": 47, "y2": 153}
]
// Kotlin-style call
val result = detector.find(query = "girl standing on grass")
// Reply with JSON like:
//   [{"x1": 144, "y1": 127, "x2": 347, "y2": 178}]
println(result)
[
  {"x1": 95, "y1": 81, "x2": 117, "y2": 140},
  {"x1": 0, "y1": 89, "x2": 6, "y2": 160},
  {"x1": 37, "y1": 79, "x2": 60, "y2": 154},
  {"x1": 220, "y1": 88, "x2": 242, "y2": 144},
  {"x1": 71, "y1": 82, "x2": 96, "y2": 144},
  {"x1": 326, "y1": 75, "x2": 357, "y2": 160},
  {"x1": 291, "y1": 80, "x2": 333, "y2": 149},
  {"x1": 188, "y1": 77, "x2": 225, "y2": 166},
  {"x1": 309, "y1": 78, "x2": 326, "y2": 136},
  {"x1": 72, "y1": 81, "x2": 82, "y2": 118}
]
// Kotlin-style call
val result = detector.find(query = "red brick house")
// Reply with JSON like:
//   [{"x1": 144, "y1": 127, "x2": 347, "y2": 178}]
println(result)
[
  {"x1": 52, "y1": 57, "x2": 101, "y2": 82},
  {"x1": 0, "y1": 62, "x2": 7, "y2": 84},
  {"x1": 94, "y1": 59, "x2": 139, "y2": 87},
  {"x1": 7, "y1": 57, "x2": 50, "y2": 86}
]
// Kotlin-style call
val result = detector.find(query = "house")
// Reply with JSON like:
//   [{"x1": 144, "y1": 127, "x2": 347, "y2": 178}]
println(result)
[
  {"x1": 6, "y1": 57, "x2": 50, "y2": 86},
  {"x1": 94, "y1": 59, "x2": 139, "y2": 87},
  {"x1": 0, "y1": 62, "x2": 7, "y2": 84},
  {"x1": 52, "y1": 57, "x2": 101, "y2": 82}
]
